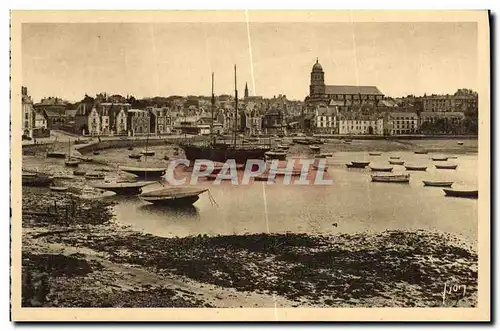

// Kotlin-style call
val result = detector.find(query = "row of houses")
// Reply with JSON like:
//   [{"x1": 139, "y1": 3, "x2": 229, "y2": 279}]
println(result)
[{"x1": 303, "y1": 105, "x2": 466, "y2": 135}]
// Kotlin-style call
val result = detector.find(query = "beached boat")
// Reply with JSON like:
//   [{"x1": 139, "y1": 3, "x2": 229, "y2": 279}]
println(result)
[
  {"x1": 49, "y1": 186, "x2": 69, "y2": 192},
  {"x1": 312, "y1": 164, "x2": 328, "y2": 171},
  {"x1": 423, "y1": 180, "x2": 454, "y2": 187},
  {"x1": 369, "y1": 166, "x2": 393, "y2": 172},
  {"x1": 265, "y1": 150, "x2": 287, "y2": 161},
  {"x1": 119, "y1": 166, "x2": 166, "y2": 179},
  {"x1": 292, "y1": 138, "x2": 311, "y2": 145},
  {"x1": 414, "y1": 150, "x2": 428, "y2": 155},
  {"x1": 85, "y1": 173, "x2": 105, "y2": 180},
  {"x1": 320, "y1": 152, "x2": 333, "y2": 157},
  {"x1": 443, "y1": 188, "x2": 478, "y2": 199},
  {"x1": 128, "y1": 146, "x2": 134, "y2": 151},
  {"x1": 432, "y1": 156, "x2": 448, "y2": 161},
  {"x1": 389, "y1": 156, "x2": 400, "y2": 159},
  {"x1": 90, "y1": 181, "x2": 157, "y2": 195},
  {"x1": 128, "y1": 153, "x2": 143, "y2": 159},
  {"x1": 371, "y1": 173, "x2": 410, "y2": 183},
  {"x1": 73, "y1": 170, "x2": 86, "y2": 176},
  {"x1": 457, "y1": 141, "x2": 464, "y2": 145},
  {"x1": 389, "y1": 160, "x2": 405, "y2": 165},
  {"x1": 22, "y1": 173, "x2": 53, "y2": 187},
  {"x1": 64, "y1": 139, "x2": 81, "y2": 167},
  {"x1": 141, "y1": 150, "x2": 155, "y2": 157},
  {"x1": 405, "y1": 165, "x2": 427, "y2": 171},
  {"x1": 435, "y1": 164, "x2": 458, "y2": 170},
  {"x1": 46, "y1": 151, "x2": 66, "y2": 159},
  {"x1": 309, "y1": 145, "x2": 321, "y2": 152},
  {"x1": 93, "y1": 150, "x2": 101, "y2": 155},
  {"x1": 369, "y1": 152, "x2": 382, "y2": 156},
  {"x1": 140, "y1": 187, "x2": 208, "y2": 206},
  {"x1": 347, "y1": 161, "x2": 370, "y2": 168}
]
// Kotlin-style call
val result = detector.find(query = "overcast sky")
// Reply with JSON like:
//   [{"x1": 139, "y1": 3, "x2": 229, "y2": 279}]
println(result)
[{"x1": 22, "y1": 22, "x2": 477, "y2": 102}]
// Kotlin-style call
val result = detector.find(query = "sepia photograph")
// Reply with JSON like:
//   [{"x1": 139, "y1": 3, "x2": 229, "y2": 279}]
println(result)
[{"x1": 10, "y1": 10, "x2": 490, "y2": 322}]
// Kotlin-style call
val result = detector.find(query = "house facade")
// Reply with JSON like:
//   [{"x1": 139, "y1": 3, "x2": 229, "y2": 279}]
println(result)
[
  {"x1": 21, "y1": 86, "x2": 34, "y2": 138},
  {"x1": 127, "y1": 109, "x2": 150, "y2": 136},
  {"x1": 388, "y1": 112, "x2": 419, "y2": 135}
]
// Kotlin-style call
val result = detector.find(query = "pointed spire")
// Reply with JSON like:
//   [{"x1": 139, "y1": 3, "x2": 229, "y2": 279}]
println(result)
[{"x1": 316, "y1": 57, "x2": 319, "y2": 64}]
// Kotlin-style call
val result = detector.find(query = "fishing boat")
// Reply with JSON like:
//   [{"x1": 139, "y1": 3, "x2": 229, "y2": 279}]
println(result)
[
  {"x1": 119, "y1": 166, "x2": 166, "y2": 179},
  {"x1": 63, "y1": 139, "x2": 81, "y2": 167},
  {"x1": 254, "y1": 173, "x2": 275, "y2": 182},
  {"x1": 180, "y1": 69, "x2": 270, "y2": 164},
  {"x1": 443, "y1": 188, "x2": 478, "y2": 199},
  {"x1": 369, "y1": 166, "x2": 393, "y2": 172},
  {"x1": 312, "y1": 164, "x2": 328, "y2": 171},
  {"x1": 389, "y1": 156, "x2": 400, "y2": 159},
  {"x1": 457, "y1": 141, "x2": 464, "y2": 145},
  {"x1": 128, "y1": 153, "x2": 143, "y2": 159},
  {"x1": 405, "y1": 165, "x2": 427, "y2": 171},
  {"x1": 73, "y1": 170, "x2": 86, "y2": 176},
  {"x1": 46, "y1": 151, "x2": 66, "y2": 159},
  {"x1": 369, "y1": 152, "x2": 382, "y2": 156},
  {"x1": 140, "y1": 187, "x2": 208, "y2": 206},
  {"x1": 371, "y1": 173, "x2": 410, "y2": 183},
  {"x1": 141, "y1": 150, "x2": 155, "y2": 157},
  {"x1": 320, "y1": 152, "x2": 333, "y2": 157},
  {"x1": 265, "y1": 150, "x2": 287, "y2": 161},
  {"x1": 309, "y1": 145, "x2": 321, "y2": 152},
  {"x1": 85, "y1": 173, "x2": 105, "y2": 180},
  {"x1": 414, "y1": 150, "x2": 428, "y2": 155},
  {"x1": 22, "y1": 173, "x2": 53, "y2": 187},
  {"x1": 49, "y1": 186, "x2": 69, "y2": 192},
  {"x1": 423, "y1": 180, "x2": 454, "y2": 187},
  {"x1": 435, "y1": 164, "x2": 458, "y2": 170},
  {"x1": 90, "y1": 181, "x2": 157, "y2": 195},
  {"x1": 432, "y1": 156, "x2": 448, "y2": 161},
  {"x1": 347, "y1": 161, "x2": 370, "y2": 168},
  {"x1": 389, "y1": 160, "x2": 405, "y2": 165}
]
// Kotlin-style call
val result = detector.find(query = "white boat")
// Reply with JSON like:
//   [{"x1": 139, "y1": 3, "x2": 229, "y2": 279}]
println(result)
[
  {"x1": 371, "y1": 173, "x2": 410, "y2": 183},
  {"x1": 423, "y1": 180, "x2": 454, "y2": 187},
  {"x1": 405, "y1": 165, "x2": 427, "y2": 171}
]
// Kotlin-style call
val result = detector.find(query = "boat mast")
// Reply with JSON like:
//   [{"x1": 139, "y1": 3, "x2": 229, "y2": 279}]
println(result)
[
  {"x1": 233, "y1": 65, "x2": 238, "y2": 148},
  {"x1": 211, "y1": 72, "x2": 215, "y2": 145}
]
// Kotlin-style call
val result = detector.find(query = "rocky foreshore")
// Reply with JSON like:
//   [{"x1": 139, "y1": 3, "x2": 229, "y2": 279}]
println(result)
[{"x1": 22, "y1": 188, "x2": 478, "y2": 308}]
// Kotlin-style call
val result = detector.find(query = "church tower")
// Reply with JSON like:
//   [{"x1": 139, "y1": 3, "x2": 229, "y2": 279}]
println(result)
[
  {"x1": 309, "y1": 58, "x2": 325, "y2": 97},
  {"x1": 244, "y1": 82, "x2": 249, "y2": 99}
]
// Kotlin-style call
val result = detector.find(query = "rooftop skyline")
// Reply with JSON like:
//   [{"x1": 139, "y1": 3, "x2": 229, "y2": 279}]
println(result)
[{"x1": 22, "y1": 22, "x2": 478, "y2": 103}]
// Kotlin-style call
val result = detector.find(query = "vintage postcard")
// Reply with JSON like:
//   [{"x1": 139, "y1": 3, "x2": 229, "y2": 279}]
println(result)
[{"x1": 10, "y1": 10, "x2": 490, "y2": 322}]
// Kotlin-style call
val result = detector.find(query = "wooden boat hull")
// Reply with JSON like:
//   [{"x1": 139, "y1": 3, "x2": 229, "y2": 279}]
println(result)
[
  {"x1": 423, "y1": 181, "x2": 453, "y2": 187},
  {"x1": 371, "y1": 174, "x2": 410, "y2": 183},
  {"x1": 85, "y1": 174, "x2": 105, "y2": 180},
  {"x1": 180, "y1": 143, "x2": 270, "y2": 164},
  {"x1": 369, "y1": 153, "x2": 382, "y2": 156},
  {"x1": 390, "y1": 156, "x2": 400, "y2": 159},
  {"x1": 370, "y1": 167, "x2": 393, "y2": 172},
  {"x1": 140, "y1": 188, "x2": 207, "y2": 206},
  {"x1": 435, "y1": 165, "x2": 458, "y2": 170},
  {"x1": 93, "y1": 151, "x2": 101, "y2": 155},
  {"x1": 91, "y1": 182, "x2": 156, "y2": 195},
  {"x1": 142, "y1": 151, "x2": 155, "y2": 156},
  {"x1": 351, "y1": 161, "x2": 370, "y2": 167},
  {"x1": 346, "y1": 163, "x2": 367, "y2": 168},
  {"x1": 46, "y1": 152, "x2": 66, "y2": 159},
  {"x1": 120, "y1": 167, "x2": 166, "y2": 179},
  {"x1": 405, "y1": 166, "x2": 427, "y2": 171},
  {"x1": 129, "y1": 154, "x2": 142, "y2": 159},
  {"x1": 142, "y1": 195, "x2": 200, "y2": 206},
  {"x1": 22, "y1": 174, "x2": 53, "y2": 187},
  {"x1": 50, "y1": 186, "x2": 68, "y2": 192},
  {"x1": 443, "y1": 189, "x2": 478, "y2": 198},
  {"x1": 432, "y1": 158, "x2": 448, "y2": 161},
  {"x1": 414, "y1": 151, "x2": 428, "y2": 154},
  {"x1": 73, "y1": 170, "x2": 86, "y2": 176},
  {"x1": 64, "y1": 160, "x2": 80, "y2": 167},
  {"x1": 389, "y1": 160, "x2": 405, "y2": 165}
]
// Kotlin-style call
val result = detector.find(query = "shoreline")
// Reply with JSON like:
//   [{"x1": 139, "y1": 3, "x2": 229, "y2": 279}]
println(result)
[{"x1": 22, "y1": 189, "x2": 478, "y2": 308}]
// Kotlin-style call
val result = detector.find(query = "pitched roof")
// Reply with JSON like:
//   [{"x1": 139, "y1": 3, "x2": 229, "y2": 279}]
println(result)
[{"x1": 325, "y1": 85, "x2": 383, "y2": 96}]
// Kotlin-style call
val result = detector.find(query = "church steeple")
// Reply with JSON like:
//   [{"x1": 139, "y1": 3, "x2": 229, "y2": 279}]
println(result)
[
  {"x1": 244, "y1": 82, "x2": 249, "y2": 99},
  {"x1": 310, "y1": 58, "x2": 325, "y2": 97}
]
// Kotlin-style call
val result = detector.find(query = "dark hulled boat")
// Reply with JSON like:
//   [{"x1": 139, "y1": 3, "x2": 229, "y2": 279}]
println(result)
[{"x1": 22, "y1": 173, "x2": 53, "y2": 187}]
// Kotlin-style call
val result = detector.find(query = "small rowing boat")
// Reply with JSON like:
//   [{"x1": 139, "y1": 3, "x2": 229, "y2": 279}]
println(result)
[
  {"x1": 49, "y1": 186, "x2": 69, "y2": 192},
  {"x1": 457, "y1": 141, "x2": 464, "y2": 145},
  {"x1": 141, "y1": 150, "x2": 155, "y2": 156},
  {"x1": 46, "y1": 151, "x2": 66, "y2": 158},
  {"x1": 369, "y1": 166, "x2": 393, "y2": 172},
  {"x1": 319, "y1": 152, "x2": 333, "y2": 157},
  {"x1": 128, "y1": 153, "x2": 142, "y2": 159},
  {"x1": 64, "y1": 159, "x2": 80, "y2": 167},
  {"x1": 90, "y1": 181, "x2": 157, "y2": 195},
  {"x1": 443, "y1": 188, "x2": 478, "y2": 199},
  {"x1": 389, "y1": 160, "x2": 405, "y2": 165},
  {"x1": 22, "y1": 173, "x2": 53, "y2": 187},
  {"x1": 369, "y1": 152, "x2": 382, "y2": 156},
  {"x1": 435, "y1": 164, "x2": 458, "y2": 170},
  {"x1": 85, "y1": 173, "x2": 105, "y2": 180},
  {"x1": 73, "y1": 170, "x2": 86, "y2": 176},
  {"x1": 389, "y1": 156, "x2": 400, "y2": 159},
  {"x1": 350, "y1": 161, "x2": 370, "y2": 167},
  {"x1": 414, "y1": 150, "x2": 428, "y2": 155},
  {"x1": 371, "y1": 173, "x2": 410, "y2": 183},
  {"x1": 93, "y1": 150, "x2": 101, "y2": 155},
  {"x1": 140, "y1": 187, "x2": 208, "y2": 206},
  {"x1": 405, "y1": 165, "x2": 427, "y2": 171},
  {"x1": 119, "y1": 166, "x2": 166, "y2": 179},
  {"x1": 423, "y1": 180, "x2": 454, "y2": 187},
  {"x1": 432, "y1": 156, "x2": 448, "y2": 161}
]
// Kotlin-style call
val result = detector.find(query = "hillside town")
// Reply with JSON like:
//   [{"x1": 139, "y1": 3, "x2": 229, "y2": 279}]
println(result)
[{"x1": 21, "y1": 59, "x2": 478, "y2": 141}]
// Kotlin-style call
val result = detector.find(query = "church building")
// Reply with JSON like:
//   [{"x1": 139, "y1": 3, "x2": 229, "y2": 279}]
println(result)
[{"x1": 305, "y1": 58, "x2": 385, "y2": 108}]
